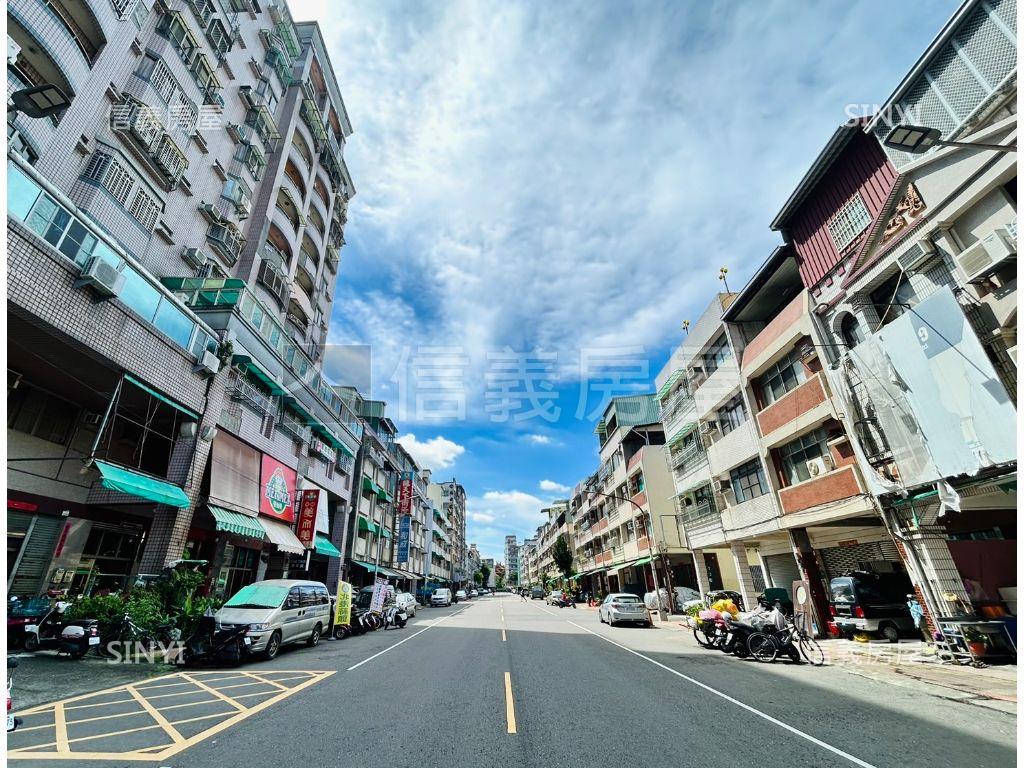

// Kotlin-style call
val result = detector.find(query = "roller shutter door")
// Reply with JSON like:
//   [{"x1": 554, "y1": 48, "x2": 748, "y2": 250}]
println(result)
[
  {"x1": 818, "y1": 540, "x2": 901, "y2": 581},
  {"x1": 9, "y1": 513, "x2": 64, "y2": 597},
  {"x1": 763, "y1": 553, "x2": 801, "y2": 593}
]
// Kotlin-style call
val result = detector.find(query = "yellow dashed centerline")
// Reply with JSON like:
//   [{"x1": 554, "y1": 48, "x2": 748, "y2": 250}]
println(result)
[{"x1": 504, "y1": 672, "x2": 517, "y2": 734}]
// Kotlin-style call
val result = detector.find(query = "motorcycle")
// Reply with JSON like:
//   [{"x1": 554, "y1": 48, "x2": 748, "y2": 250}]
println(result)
[
  {"x1": 7, "y1": 657, "x2": 22, "y2": 734},
  {"x1": 22, "y1": 600, "x2": 102, "y2": 659},
  {"x1": 719, "y1": 616, "x2": 759, "y2": 658},
  {"x1": 382, "y1": 601, "x2": 407, "y2": 630},
  {"x1": 555, "y1": 594, "x2": 576, "y2": 609},
  {"x1": 179, "y1": 615, "x2": 250, "y2": 665}
]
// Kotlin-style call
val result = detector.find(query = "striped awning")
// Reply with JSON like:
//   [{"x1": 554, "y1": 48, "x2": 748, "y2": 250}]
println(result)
[
  {"x1": 259, "y1": 517, "x2": 305, "y2": 554},
  {"x1": 208, "y1": 505, "x2": 264, "y2": 539},
  {"x1": 656, "y1": 368, "x2": 685, "y2": 399},
  {"x1": 666, "y1": 423, "x2": 697, "y2": 447}
]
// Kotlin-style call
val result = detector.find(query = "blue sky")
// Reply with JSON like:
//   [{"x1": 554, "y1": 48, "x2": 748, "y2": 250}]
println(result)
[{"x1": 292, "y1": 0, "x2": 959, "y2": 561}]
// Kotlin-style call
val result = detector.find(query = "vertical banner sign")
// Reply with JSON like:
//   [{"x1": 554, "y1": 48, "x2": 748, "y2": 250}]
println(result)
[
  {"x1": 334, "y1": 579, "x2": 352, "y2": 626},
  {"x1": 397, "y1": 515, "x2": 411, "y2": 563},
  {"x1": 297, "y1": 489, "x2": 319, "y2": 549},
  {"x1": 370, "y1": 576, "x2": 388, "y2": 614},
  {"x1": 259, "y1": 455, "x2": 297, "y2": 523},
  {"x1": 398, "y1": 471, "x2": 413, "y2": 515}
]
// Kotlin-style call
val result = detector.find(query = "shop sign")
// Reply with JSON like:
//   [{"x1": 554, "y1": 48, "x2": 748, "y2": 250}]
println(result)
[
  {"x1": 8, "y1": 499, "x2": 38, "y2": 512},
  {"x1": 334, "y1": 578, "x2": 352, "y2": 626},
  {"x1": 370, "y1": 576, "x2": 388, "y2": 613},
  {"x1": 397, "y1": 472, "x2": 413, "y2": 515},
  {"x1": 397, "y1": 514, "x2": 411, "y2": 563},
  {"x1": 297, "y1": 490, "x2": 319, "y2": 549},
  {"x1": 260, "y1": 455, "x2": 297, "y2": 523}
]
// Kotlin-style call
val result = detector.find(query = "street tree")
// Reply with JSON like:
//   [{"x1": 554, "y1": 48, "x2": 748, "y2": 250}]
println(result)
[
  {"x1": 552, "y1": 534, "x2": 575, "y2": 584},
  {"x1": 480, "y1": 562, "x2": 491, "y2": 587},
  {"x1": 473, "y1": 570, "x2": 483, "y2": 586}
]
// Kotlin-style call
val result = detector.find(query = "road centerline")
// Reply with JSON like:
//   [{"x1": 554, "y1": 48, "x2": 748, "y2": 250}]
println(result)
[{"x1": 503, "y1": 672, "x2": 517, "y2": 734}]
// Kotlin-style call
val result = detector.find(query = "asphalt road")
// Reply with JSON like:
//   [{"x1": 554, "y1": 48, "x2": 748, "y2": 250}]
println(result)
[{"x1": 7, "y1": 594, "x2": 1016, "y2": 767}]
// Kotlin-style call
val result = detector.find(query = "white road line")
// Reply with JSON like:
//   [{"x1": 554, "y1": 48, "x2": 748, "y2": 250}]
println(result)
[
  {"x1": 346, "y1": 607, "x2": 469, "y2": 671},
  {"x1": 568, "y1": 618, "x2": 876, "y2": 768},
  {"x1": 531, "y1": 603, "x2": 875, "y2": 768}
]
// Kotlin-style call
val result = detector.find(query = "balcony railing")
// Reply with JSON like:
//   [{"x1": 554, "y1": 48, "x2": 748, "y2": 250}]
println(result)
[
  {"x1": 278, "y1": 408, "x2": 311, "y2": 442},
  {"x1": 679, "y1": 495, "x2": 719, "y2": 525},
  {"x1": 231, "y1": 375, "x2": 273, "y2": 415}
]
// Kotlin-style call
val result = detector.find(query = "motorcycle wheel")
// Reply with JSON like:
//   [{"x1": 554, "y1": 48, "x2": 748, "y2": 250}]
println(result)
[
  {"x1": 748, "y1": 633, "x2": 779, "y2": 663},
  {"x1": 693, "y1": 627, "x2": 716, "y2": 649},
  {"x1": 333, "y1": 626, "x2": 347, "y2": 640},
  {"x1": 23, "y1": 634, "x2": 39, "y2": 652},
  {"x1": 69, "y1": 646, "x2": 87, "y2": 660}
]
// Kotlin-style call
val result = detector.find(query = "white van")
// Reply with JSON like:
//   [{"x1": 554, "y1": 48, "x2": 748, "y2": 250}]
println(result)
[
  {"x1": 430, "y1": 588, "x2": 452, "y2": 607},
  {"x1": 217, "y1": 579, "x2": 331, "y2": 660}
]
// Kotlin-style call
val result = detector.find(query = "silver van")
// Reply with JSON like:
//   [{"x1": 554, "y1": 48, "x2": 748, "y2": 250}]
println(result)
[{"x1": 217, "y1": 579, "x2": 331, "y2": 660}]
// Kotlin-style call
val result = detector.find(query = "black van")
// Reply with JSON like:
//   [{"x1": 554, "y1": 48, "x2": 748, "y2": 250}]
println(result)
[{"x1": 829, "y1": 570, "x2": 915, "y2": 642}]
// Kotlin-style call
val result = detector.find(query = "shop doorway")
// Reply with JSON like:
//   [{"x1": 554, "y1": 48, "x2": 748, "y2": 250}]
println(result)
[{"x1": 704, "y1": 552, "x2": 724, "y2": 591}]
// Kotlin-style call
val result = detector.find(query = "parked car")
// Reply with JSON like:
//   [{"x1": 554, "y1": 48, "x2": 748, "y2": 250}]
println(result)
[
  {"x1": 431, "y1": 588, "x2": 452, "y2": 607},
  {"x1": 217, "y1": 579, "x2": 331, "y2": 660},
  {"x1": 530, "y1": 586, "x2": 545, "y2": 600},
  {"x1": 456, "y1": 590, "x2": 468, "y2": 601},
  {"x1": 830, "y1": 570, "x2": 915, "y2": 643},
  {"x1": 469, "y1": 589, "x2": 479, "y2": 597},
  {"x1": 395, "y1": 592, "x2": 417, "y2": 618},
  {"x1": 545, "y1": 589, "x2": 564, "y2": 606},
  {"x1": 600, "y1": 593, "x2": 651, "y2": 627}
]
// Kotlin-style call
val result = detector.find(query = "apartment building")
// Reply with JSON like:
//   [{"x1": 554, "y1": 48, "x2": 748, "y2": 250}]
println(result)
[
  {"x1": 573, "y1": 395, "x2": 690, "y2": 599},
  {"x1": 793, "y1": 0, "x2": 1017, "y2": 628},
  {"x1": 482, "y1": 557, "x2": 496, "y2": 588},
  {"x1": 504, "y1": 535, "x2": 519, "y2": 587},
  {"x1": 438, "y1": 480, "x2": 467, "y2": 588},
  {"x1": 466, "y1": 543, "x2": 481, "y2": 583},
  {"x1": 389, "y1": 443, "x2": 430, "y2": 590},
  {"x1": 530, "y1": 503, "x2": 569, "y2": 582},
  {"x1": 518, "y1": 538, "x2": 537, "y2": 586},
  {"x1": 8, "y1": 0, "x2": 359, "y2": 600}
]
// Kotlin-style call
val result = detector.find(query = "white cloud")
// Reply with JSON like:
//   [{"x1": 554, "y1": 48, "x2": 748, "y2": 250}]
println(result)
[
  {"x1": 396, "y1": 433, "x2": 465, "y2": 470},
  {"x1": 525, "y1": 434, "x2": 552, "y2": 445},
  {"x1": 295, "y1": 0, "x2": 947, "y2": 417},
  {"x1": 469, "y1": 512, "x2": 496, "y2": 524},
  {"x1": 539, "y1": 479, "x2": 570, "y2": 493}
]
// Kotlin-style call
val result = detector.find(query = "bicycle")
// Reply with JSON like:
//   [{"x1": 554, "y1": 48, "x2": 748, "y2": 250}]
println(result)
[{"x1": 747, "y1": 614, "x2": 825, "y2": 666}]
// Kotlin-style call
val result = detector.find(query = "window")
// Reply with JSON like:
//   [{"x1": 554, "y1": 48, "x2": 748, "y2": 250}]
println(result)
[
  {"x1": 206, "y1": 18, "x2": 232, "y2": 57},
  {"x1": 717, "y1": 395, "x2": 746, "y2": 434},
  {"x1": 703, "y1": 334, "x2": 732, "y2": 374},
  {"x1": 827, "y1": 193, "x2": 872, "y2": 252},
  {"x1": 128, "y1": 188, "x2": 160, "y2": 231},
  {"x1": 870, "y1": 272, "x2": 918, "y2": 328},
  {"x1": 8, "y1": 382, "x2": 79, "y2": 445},
  {"x1": 130, "y1": 0, "x2": 150, "y2": 28},
  {"x1": 157, "y1": 13, "x2": 198, "y2": 67},
  {"x1": 730, "y1": 459, "x2": 767, "y2": 503},
  {"x1": 172, "y1": 93, "x2": 198, "y2": 134},
  {"x1": 235, "y1": 143, "x2": 267, "y2": 180},
  {"x1": 757, "y1": 349, "x2": 806, "y2": 407},
  {"x1": 778, "y1": 428, "x2": 829, "y2": 485},
  {"x1": 83, "y1": 149, "x2": 136, "y2": 205},
  {"x1": 839, "y1": 313, "x2": 865, "y2": 349},
  {"x1": 222, "y1": 177, "x2": 252, "y2": 215}
]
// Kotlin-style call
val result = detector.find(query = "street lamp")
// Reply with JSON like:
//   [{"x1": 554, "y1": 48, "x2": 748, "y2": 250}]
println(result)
[
  {"x1": 9, "y1": 84, "x2": 71, "y2": 120},
  {"x1": 883, "y1": 124, "x2": 1016, "y2": 155}
]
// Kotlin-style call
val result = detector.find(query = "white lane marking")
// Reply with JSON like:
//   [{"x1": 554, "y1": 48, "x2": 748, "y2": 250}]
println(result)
[
  {"x1": 532, "y1": 603, "x2": 876, "y2": 768},
  {"x1": 346, "y1": 607, "x2": 469, "y2": 671}
]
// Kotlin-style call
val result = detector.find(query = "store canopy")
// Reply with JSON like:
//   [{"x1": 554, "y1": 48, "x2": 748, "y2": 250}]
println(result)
[
  {"x1": 93, "y1": 460, "x2": 190, "y2": 508},
  {"x1": 313, "y1": 533, "x2": 341, "y2": 557},
  {"x1": 125, "y1": 374, "x2": 199, "y2": 420},
  {"x1": 352, "y1": 560, "x2": 402, "y2": 578},
  {"x1": 357, "y1": 515, "x2": 380, "y2": 535},
  {"x1": 259, "y1": 517, "x2": 305, "y2": 554},
  {"x1": 631, "y1": 556, "x2": 653, "y2": 567},
  {"x1": 209, "y1": 505, "x2": 264, "y2": 539}
]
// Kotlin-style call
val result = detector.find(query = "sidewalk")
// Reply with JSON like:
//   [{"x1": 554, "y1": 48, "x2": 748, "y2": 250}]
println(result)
[{"x1": 655, "y1": 615, "x2": 1016, "y2": 713}]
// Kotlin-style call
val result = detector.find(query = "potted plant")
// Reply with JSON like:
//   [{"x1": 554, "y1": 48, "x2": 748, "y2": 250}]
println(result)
[{"x1": 962, "y1": 626, "x2": 988, "y2": 658}]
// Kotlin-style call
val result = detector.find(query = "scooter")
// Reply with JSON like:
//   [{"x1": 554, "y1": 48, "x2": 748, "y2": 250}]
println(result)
[
  {"x1": 382, "y1": 602, "x2": 407, "y2": 630},
  {"x1": 555, "y1": 595, "x2": 576, "y2": 609},
  {"x1": 23, "y1": 601, "x2": 102, "y2": 659},
  {"x1": 179, "y1": 615, "x2": 250, "y2": 665},
  {"x1": 7, "y1": 658, "x2": 22, "y2": 733}
]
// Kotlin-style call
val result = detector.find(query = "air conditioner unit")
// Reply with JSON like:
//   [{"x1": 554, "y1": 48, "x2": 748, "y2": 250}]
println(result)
[
  {"x1": 77, "y1": 257, "x2": 124, "y2": 298},
  {"x1": 197, "y1": 349, "x2": 221, "y2": 375},
  {"x1": 805, "y1": 455, "x2": 834, "y2": 478},
  {"x1": 896, "y1": 238, "x2": 937, "y2": 273},
  {"x1": 81, "y1": 412, "x2": 103, "y2": 427},
  {"x1": 955, "y1": 228, "x2": 1016, "y2": 283},
  {"x1": 717, "y1": 479, "x2": 732, "y2": 494},
  {"x1": 699, "y1": 420, "x2": 719, "y2": 435},
  {"x1": 181, "y1": 247, "x2": 208, "y2": 269}
]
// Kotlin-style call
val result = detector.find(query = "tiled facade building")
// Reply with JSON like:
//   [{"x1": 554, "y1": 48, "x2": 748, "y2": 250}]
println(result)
[{"x1": 8, "y1": 0, "x2": 361, "y2": 600}]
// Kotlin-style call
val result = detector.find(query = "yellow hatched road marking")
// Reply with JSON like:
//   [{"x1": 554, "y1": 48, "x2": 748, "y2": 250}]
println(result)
[
  {"x1": 240, "y1": 672, "x2": 289, "y2": 692},
  {"x1": 177, "y1": 673, "x2": 248, "y2": 713},
  {"x1": 53, "y1": 703, "x2": 69, "y2": 753},
  {"x1": 504, "y1": 672, "x2": 517, "y2": 734},
  {"x1": 126, "y1": 685, "x2": 185, "y2": 744}
]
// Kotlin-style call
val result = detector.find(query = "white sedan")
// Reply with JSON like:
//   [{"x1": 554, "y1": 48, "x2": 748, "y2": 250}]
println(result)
[
  {"x1": 395, "y1": 591, "x2": 417, "y2": 617},
  {"x1": 599, "y1": 593, "x2": 651, "y2": 627}
]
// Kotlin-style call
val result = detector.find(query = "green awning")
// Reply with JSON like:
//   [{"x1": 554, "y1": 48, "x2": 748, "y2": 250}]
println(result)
[
  {"x1": 667, "y1": 423, "x2": 697, "y2": 447},
  {"x1": 352, "y1": 560, "x2": 398, "y2": 577},
  {"x1": 381, "y1": 527, "x2": 392, "y2": 539},
  {"x1": 314, "y1": 424, "x2": 344, "y2": 450},
  {"x1": 314, "y1": 534, "x2": 341, "y2": 557},
  {"x1": 362, "y1": 475, "x2": 381, "y2": 495},
  {"x1": 284, "y1": 395, "x2": 316, "y2": 425},
  {"x1": 232, "y1": 354, "x2": 286, "y2": 395},
  {"x1": 125, "y1": 375, "x2": 199, "y2": 420},
  {"x1": 657, "y1": 368, "x2": 685, "y2": 399},
  {"x1": 93, "y1": 460, "x2": 190, "y2": 508},
  {"x1": 632, "y1": 556, "x2": 653, "y2": 567},
  {"x1": 377, "y1": 487, "x2": 393, "y2": 503},
  {"x1": 208, "y1": 505, "x2": 264, "y2": 538},
  {"x1": 357, "y1": 515, "x2": 377, "y2": 534}
]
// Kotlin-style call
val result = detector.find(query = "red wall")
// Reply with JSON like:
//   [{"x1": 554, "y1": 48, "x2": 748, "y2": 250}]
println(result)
[
  {"x1": 788, "y1": 132, "x2": 897, "y2": 290},
  {"x1": 947, "y1": 540, "x2": 1016, "y2": 605}
]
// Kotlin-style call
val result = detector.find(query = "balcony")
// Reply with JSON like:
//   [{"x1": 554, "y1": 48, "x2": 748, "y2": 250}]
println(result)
[
  {"x1": 705, "y1": 420, "x2": 760, "y2": 475},
  {"x1": 755, "y1": 373, "x2": 831, "y2": 446},
  {"x1": 257, "y1": 256, "x2": 290, "y2": 308},
  {"x1": 778, "y1": 464, "x2": 865, "y2": 517},
  {"x1": 207, "y1": 222, "x2": 244, "y2": 265},
  {"x1": 721, "y1": 493, "x2": 780, "y2": 536},
  {"x1": 741, "y1": 292, "x2": 811, "y2": 375},
  {"x1": 694, "y1": 357, "x2": 740, "y2": 418},
  {"x1": 278, "y1": 408, "x2": 311, "y2": 442},
  {"x1": 231, "y1": 375, "x2": 274, "y2": 415}
]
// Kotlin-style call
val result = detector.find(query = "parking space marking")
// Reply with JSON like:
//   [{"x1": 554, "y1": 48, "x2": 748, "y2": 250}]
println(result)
[{"x1": 8, "y1": 670, "x2": 335, "y2": 762}]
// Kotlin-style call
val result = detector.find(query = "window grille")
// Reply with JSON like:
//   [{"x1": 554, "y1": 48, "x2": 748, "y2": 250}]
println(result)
[
  {"x1": 128, "y1": 188, "x2": 160, "y2": 230},
  {"x1": 827, "y1": 193, "x2": 871, "y2": 252}
]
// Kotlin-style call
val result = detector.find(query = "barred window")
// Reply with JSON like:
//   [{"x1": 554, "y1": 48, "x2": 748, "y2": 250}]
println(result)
[
  {"x1": 130, "y1": 0, "x2": 150, "y2": 28},
  {"x1": 172, "y1": 93, "x2": 198, "y2": 134},
  {"x1": 730, "y1": 459, "x2": 768, "y2": 503},
  {"x1": 206, "y1": 19, "x2": 232, "y2": 57},
  {"x1": 827, "y1": 193, "x2": 872, "y2": 252},
  {"x1": 82, "y1": 150, "x2": 112, "y2": 182},
  {"x1": 103, "y1": 159, "x2": 134, "y2": 204},
  {"x1": 778, "y1": 428, "x2": 829, "y2": 485},
  {"x1": 149, "y1": 60, "x2": 177, "y2": 103},
  {"x1": 111, "y1": 0, "x2": 138, "y2": 19},
  {"x1": 128, "y1": 188, "x2": 160, "y2": 231},
  {"x1": 717, "y1": 395, "x2": 746, "y2": 435}
]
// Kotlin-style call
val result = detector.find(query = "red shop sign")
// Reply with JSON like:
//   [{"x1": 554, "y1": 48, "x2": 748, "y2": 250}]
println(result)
[
  {"x1": 297, "y1": 490, "x2": 319, "y2": 550},
  {"x1": 259, "y1": 455, "x2": 297, "y2": 523}
]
